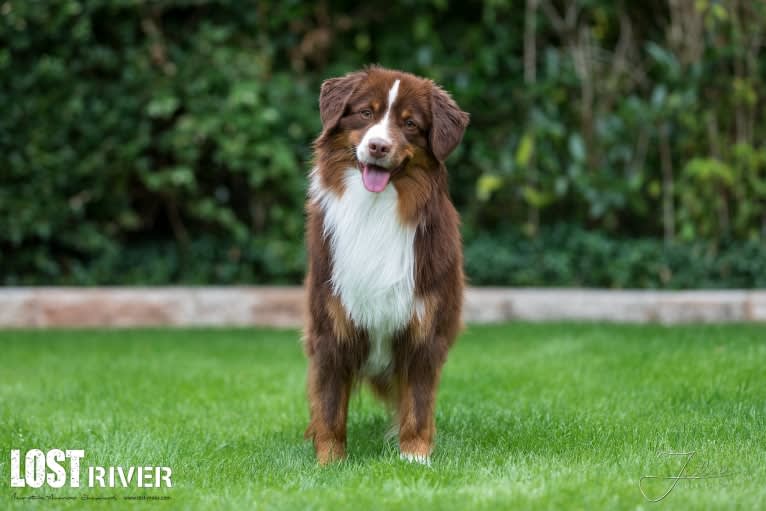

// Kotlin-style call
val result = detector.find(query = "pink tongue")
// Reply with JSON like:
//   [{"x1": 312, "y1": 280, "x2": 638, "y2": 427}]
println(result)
[{"x1": 362, "y1": 164, "x2": 391, "y2": 193}]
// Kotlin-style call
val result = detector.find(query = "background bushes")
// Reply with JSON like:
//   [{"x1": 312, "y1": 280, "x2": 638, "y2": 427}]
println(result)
[{"x1": 1, "y1": 0, "x2": 764, "y2": 287}]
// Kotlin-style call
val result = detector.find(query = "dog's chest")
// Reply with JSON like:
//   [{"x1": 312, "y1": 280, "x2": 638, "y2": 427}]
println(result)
[{"x1": 313, "y1": 169, "x2": 416, "y2": 374}]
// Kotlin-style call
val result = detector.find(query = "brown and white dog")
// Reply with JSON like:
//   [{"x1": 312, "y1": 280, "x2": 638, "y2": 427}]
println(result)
[{"x1": 303, "y1": 66, "x2": 469, "y2": 465}]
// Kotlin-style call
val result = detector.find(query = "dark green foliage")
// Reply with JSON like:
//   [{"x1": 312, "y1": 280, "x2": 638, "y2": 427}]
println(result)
[
  {"x1": 1, "y1": 1, "x2": 764, "y2": 286},
  {"x1": 465, "y1": 226, "x2": 766, "y2": 288}
]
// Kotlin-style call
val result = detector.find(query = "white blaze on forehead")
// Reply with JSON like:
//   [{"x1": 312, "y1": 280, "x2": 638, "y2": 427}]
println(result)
[
  {"x1": 357, "y1": 79, "x2": 401, "y2": 163},
  {"x1": 385, "y1": 79, "x2": 400, "y2": 115}
]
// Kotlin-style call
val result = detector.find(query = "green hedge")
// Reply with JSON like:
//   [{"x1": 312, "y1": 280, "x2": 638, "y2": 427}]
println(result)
[
  {"x1": 1, "y1": 1, "x2": 765, "y2": 287},
  {"x1": 7, "y1": 226, "x2": 764, "y2": 288},
  {"x1": 465, "y1": 226, "x2": 766, "y2": 289}
]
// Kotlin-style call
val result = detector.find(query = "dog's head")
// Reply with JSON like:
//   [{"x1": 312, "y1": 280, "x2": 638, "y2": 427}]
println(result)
[{"x1": 315, "y1": 66, "x2": 469, "y2": 193}]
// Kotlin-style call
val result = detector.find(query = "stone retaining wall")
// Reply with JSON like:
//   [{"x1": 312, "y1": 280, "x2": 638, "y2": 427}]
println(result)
[{"x1": 1, "y1": 287, "x2": 764, "y2": 327}]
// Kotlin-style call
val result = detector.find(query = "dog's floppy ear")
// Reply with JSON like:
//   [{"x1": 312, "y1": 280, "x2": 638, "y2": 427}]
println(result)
[
  {"x1": 319, "y1": 71, "x2": 365, "y2": 133},
  {"x1": 430, "y1": 85, "x2": 470, "y2": 162}
]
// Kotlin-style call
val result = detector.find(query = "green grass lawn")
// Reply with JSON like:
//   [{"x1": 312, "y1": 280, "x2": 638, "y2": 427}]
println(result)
[{"x1": 1, "y1": 323, "x2": 764, "y2": 510}]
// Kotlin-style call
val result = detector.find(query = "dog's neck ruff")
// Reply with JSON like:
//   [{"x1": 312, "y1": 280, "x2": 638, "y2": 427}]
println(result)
[{"x1": 311, "y1": 168, "x2": 416, "y2": 374}]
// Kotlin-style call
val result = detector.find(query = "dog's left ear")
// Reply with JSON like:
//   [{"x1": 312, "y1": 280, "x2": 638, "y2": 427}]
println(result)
[
  {"x1": 319, "y1": 71, "x2": 365, "y2": 134},
  {"x1": 430, "y1": 85, "x2": 470, "y2": 162}
]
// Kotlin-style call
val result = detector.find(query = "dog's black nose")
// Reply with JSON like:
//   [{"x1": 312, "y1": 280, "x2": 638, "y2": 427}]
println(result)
[{"x1": 368, "y1": 138, "x2": 391, "y2": 159}]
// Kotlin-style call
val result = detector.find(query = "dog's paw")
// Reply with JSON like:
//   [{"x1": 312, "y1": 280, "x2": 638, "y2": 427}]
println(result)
[
  {"x1": 399, "y1": 452, "x2": 431, "y2": 466},
  {"x1": 315, "y1": 439, "x2": 346, "y2": 465}
]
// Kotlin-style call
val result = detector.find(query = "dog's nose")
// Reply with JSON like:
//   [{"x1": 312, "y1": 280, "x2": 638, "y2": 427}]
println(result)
[{"x1": 368, "y1": 138, "x2": 391, "y2": 159}]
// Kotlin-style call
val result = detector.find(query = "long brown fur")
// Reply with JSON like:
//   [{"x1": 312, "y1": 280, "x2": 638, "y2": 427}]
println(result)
[{"x1": 304, "y1": 66, "x2": 469, "y2": 464}]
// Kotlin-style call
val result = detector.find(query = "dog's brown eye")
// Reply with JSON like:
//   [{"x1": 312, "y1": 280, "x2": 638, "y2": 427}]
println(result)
[
  {"x1": 405, "y1": 119, "x2": 417, "y2": 129},
  {"x1": 360, "y1": 109, "x2": 373, "y2": 120}
]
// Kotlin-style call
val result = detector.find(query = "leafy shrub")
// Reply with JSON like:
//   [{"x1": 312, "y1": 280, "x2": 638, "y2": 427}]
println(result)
[
  {"x1": 1, "y1": 1, "x2": 764, "y2": 287},
  {"x1": 465, "y1": 226, "x2": 766, "y2": 289}
]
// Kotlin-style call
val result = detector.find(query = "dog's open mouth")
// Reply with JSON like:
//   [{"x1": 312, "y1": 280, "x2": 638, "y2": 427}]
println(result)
[
  {"x1": 359, "y1": 161, "x2": 407, "y2": 193},
  {"x1": 360, "y1": 163, "x2": 390, "y2": 193}
]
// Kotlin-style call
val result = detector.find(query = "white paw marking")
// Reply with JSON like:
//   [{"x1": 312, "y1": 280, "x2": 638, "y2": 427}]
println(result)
[{"x1": 399, "y1": 452, "x2": 431, "y2": 466}]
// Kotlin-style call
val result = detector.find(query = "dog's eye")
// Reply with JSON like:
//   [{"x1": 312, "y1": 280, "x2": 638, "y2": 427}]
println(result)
[
  {"x1": 360, "y1": 109, "x2": 373, "y2": 120},
  {"x1": 405, "y1": 119, "x2": 417, "y2": 129}
]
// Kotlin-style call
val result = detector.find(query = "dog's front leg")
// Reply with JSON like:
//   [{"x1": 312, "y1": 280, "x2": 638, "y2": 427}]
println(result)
[
  {"x1": 397, "y1": 338, "x2": 446, "y2": 465},
  {"x1": 305, "y1": 336, "x2": 352, "y2": 465}
]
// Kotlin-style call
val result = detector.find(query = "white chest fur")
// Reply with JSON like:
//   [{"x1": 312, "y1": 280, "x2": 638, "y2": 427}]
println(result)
[{"x1": 311, "y1": 168, "x2": 416, "y2": 374}]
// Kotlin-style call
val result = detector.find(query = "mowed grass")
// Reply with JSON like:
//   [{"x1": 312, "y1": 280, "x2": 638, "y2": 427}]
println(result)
[{"x1": 1, "y1": 323, "x2": 764, "y2": 510}]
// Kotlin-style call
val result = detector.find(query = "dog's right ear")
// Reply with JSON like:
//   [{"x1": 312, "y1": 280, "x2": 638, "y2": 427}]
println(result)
[{"x1": 319, "y1": 71, "x2": 365, "y2": 134}]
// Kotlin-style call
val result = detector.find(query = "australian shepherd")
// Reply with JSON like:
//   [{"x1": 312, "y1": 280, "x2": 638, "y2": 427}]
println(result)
[{"x1": 304, "y1": 66, "x2": 469, "y2": 465}]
